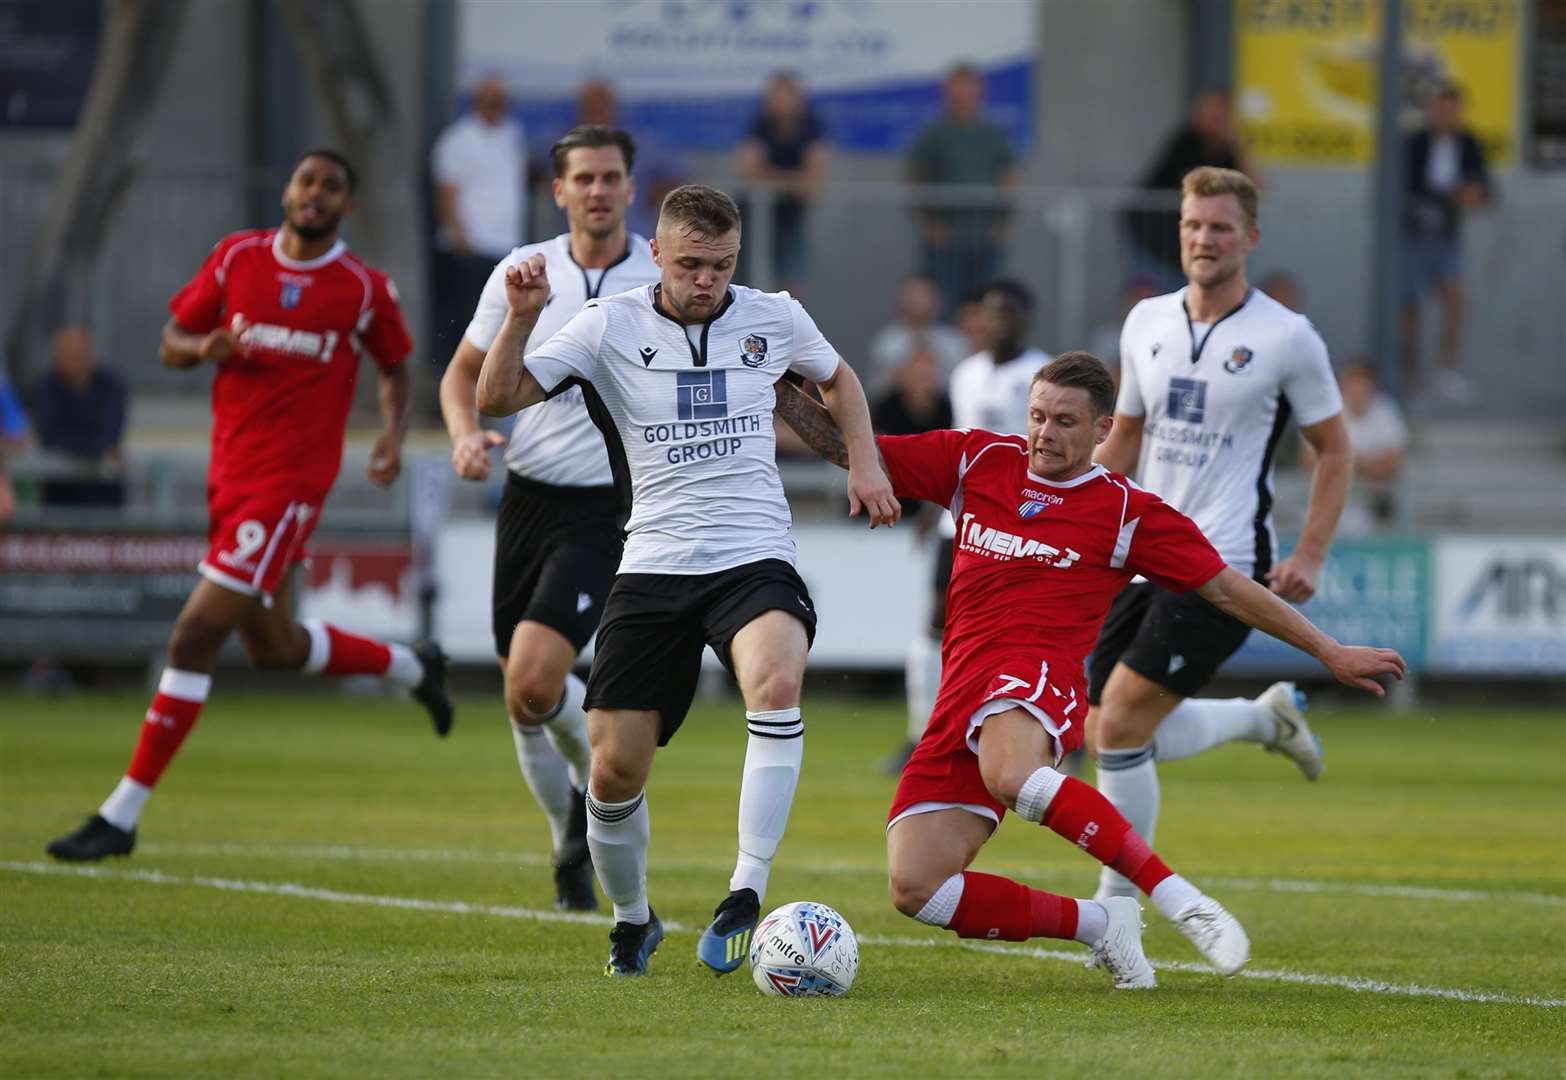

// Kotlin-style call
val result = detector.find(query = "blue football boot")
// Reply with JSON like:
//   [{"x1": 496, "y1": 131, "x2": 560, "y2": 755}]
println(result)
[{"x1": 696, "y1": 888, "x2": 760, "y2": 974}]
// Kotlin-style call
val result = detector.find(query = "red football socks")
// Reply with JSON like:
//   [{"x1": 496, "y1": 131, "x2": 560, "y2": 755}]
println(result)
[
  {"x1": 125, "y1": 670, "x2": 210, "y2": 787},
  {"x1": 321, "y1": 624, "x2": 392, "y2": 677},
  {"x1": 1041, "y1": 775, "x2": 1173, "y2": 894},
  {"x1": 948, "y1": 871, "x2": 1080, "y2": 942}
]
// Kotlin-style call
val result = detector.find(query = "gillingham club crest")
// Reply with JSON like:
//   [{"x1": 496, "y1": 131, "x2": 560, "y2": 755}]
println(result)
[
  {"x1": 1224, "y1": 345, "x2": 1254, "y2": 374},
  {"x1": 279, "y1": 282, "x2": 303, "y2": 310},
  {"x1": 740, "y1": 334, "x2": 768, "y2": 368}
]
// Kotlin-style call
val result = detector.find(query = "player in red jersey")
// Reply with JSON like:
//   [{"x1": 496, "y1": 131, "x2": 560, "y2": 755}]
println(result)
[
  {"x1": 46, "y1": 150, "x2": 454, "y2": 863},
  {"x1": 777, "y1": 351, "x2": 1404, "y2": 987}
]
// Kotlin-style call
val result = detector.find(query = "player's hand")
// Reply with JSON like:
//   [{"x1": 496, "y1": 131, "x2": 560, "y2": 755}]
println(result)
[
  {"x1": 1267, "y1": 551, "x2": 1323, "y2": 603},
  {"x1": 450, "y1": 429, "x2": 505, "y2": 481},
  {"x1": 367, "y1": 433, "x2": 402, "y2": 487},
  {"x1": 847, "y1": 462, "x2": 901, "y2": 529},
  {"x1": 199, "y1": 327, "x2": 239, "y2": 363},
  {"x1": 1322, "y1": 643, "x2": 1406, "y2": 696},
  {"x1": 503, "y1": 254, "x2": 550, "y2": 319}
]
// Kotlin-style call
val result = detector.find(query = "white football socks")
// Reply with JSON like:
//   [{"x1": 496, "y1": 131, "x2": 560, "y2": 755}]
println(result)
[
  {"x1": 1150, "y1": 873, "x2": 1202, "y2": 921},
  {"x1": 1154, "y1": 697, "x2": 1274, "y2": 762},
  {"x1": 99, "y1": 777, "x2": 151, "y2": 832},
  {"x1": 729, "y1": 708, "x2": 804, "y2": 902},
  {"x1": 905, "y1": 632, "x2": 942, "y2": 743},
  {"x1": 510, "y1": 718, "x2": 574, "y2": 852},
  {"x1": 537, "y1": 673, "x2": 590, "y2": 791},
  {"x1": 1074, "y1": 899, "x2": 1110, "y2": 945},
  {"x1": 585, "y1": 788, "x2": 650, "y2": 926},
  {"x1": 1094, "y1": 744, "x2": 1159, "y2": 899}
]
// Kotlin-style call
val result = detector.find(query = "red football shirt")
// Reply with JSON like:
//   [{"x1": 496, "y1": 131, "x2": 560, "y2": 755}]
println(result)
[
  {"x1": 878, "y1": 429, "x2": 1227, "y2": 719},
  {"x1": 169, "y1": 229, "x2": 413, "y2": 499}
]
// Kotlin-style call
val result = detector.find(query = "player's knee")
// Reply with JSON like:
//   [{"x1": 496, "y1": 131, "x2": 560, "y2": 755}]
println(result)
[
  {"x1": 237, "y1": 628, "x2": 299, "y2": 671},
  {"x1": 504, "y1": 660, "x2": 563, "y2": 721},
  {"x1": 167, "y1": 612, "x2": 228, "y2": 668},
  {"x1": 887, "y1": 867, "x2": 938, "y2": 919},
  {"x1": 746, "y1": 665, "x2": 802, "y2": 713},
  {"x1": 1094, "y1": 705, "x2": 1154, "y2": 751},
  {"x1": 978, "y1": 759, "x2": 1030, "y2": 811},
  {"x1": 589, "y1": 746, "x2": 649, "y2": 803}
]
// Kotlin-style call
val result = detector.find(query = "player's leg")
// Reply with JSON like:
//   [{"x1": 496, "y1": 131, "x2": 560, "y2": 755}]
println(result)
[
  {"x1": 579, "y1": 572, "x2": 706, "y2": 976},
  {"x1": 695, "y1": 606, "x2": 810, "y2": 973},
  {"x1": 46, "y1": 577, "x2": 255, "y2": 860},
  {"x1": 504, "y1": 619, "x2": 595, "y2": 910},
  {"x1": 1087, "y1": 664, "x2": 1180, "y2": 900},
  {"x1": 891, "y1": 537, "x2": 951, "y2": 775},
  {"x1": 585, "y1": 705, "x2": 664, "y2": 975},
  {"x1": 250, "y1": 566, "x2": 452, "y2": 735},
  {"x1": 1153, "y1": 680, "x2": 1323, "y2": 779},
  {"x1": 980, "y1": 705, "x2": 1248, "y2": 976}
]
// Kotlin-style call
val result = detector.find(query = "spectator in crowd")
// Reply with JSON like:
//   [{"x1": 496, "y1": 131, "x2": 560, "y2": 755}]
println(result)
[
  {"x1": 431, "y1": 76, "x2": 527, "y2": 369},
  {"x1": 0, "y1": 361, "x2": 22, "y2": 526},
  {"x1": 1402, "y1": 81, "x2": 1491, "y2": 403},
  {"x1": 30, "y1": 327, "x2": 128, "y2": 507},
  {"x1": 1126, "y1": 88, "x2": 1253, "y2": 286},
  {"x1": 738, "y1": 71, "x2": 829, "y2": 295},
  {"x1": 866, "y1": 274, "x2": 968, "y2": 395},
  {"x1": 1259, "y1": 269, "x2": 1305, "y2": 313},
  {"x1": 871, "y1": 345, "x2": 953, "y2": 439},
  {"x1": 1310, "y1": 360, "x2": 1409, "y2": 534},
  {"x1": 907, "y1": 63, "x2": 1018, "y2": 316},
  {"x1": 952, "y1": 290, "x2": 989, "y2": 358},
  {"x1": 1087, "y1": 273, "x2": 1162, "y2": 378},
  {"x1": 566, "y1": 79, "x2": 688, "y2": 238}
]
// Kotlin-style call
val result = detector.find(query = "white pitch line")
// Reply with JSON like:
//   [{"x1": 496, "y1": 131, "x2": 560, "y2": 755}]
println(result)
[
  {"x1": 138, "y1": 840, "x2": 1566, "y2": 909},
  {"x1": 5, "y1": 860, "x2": 1562, "y2": 1010}
]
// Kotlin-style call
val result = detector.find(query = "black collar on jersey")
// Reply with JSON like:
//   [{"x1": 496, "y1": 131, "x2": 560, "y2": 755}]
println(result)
[
  {"x1": 651, "y1": 285, "x2": 736, "y2": 368},
  {"x1": 566, "y1": 236, "x2": 634, "y2": 300},
  {"x1": 1182, "y1": 288, "x2": 1253, "y2": 365}
]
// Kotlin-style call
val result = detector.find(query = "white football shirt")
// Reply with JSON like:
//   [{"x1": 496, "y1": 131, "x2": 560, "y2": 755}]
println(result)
[
  {"x1": 523, "y1": 284, "x2": 842, "y2": 575},
  {"x1": 465, "y1": 233, "x2": 659, "y2": 487},
  {"x1": 1116, "y1": 286, "x2": 1342, "y2": 574}
]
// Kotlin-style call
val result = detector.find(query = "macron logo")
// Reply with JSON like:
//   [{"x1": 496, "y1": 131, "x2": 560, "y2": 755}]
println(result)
[
  {"x1": 639, "y1": 347, "x2": 658, "y2": 366},
  {"x1": 577, "y1": 592, "x2": 593, "y2": 614}
]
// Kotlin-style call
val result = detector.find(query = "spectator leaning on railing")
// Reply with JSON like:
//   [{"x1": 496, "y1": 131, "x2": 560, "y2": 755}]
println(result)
[
  {"x1": 30, "y1": 326, "x2": 128, "y2": 507},
  {"x1": 738, "y1": 70, "x2": 829, "y2": 295},
  {"x1": 907, "y1": 63, "x2": 1018, "y2": 317}
]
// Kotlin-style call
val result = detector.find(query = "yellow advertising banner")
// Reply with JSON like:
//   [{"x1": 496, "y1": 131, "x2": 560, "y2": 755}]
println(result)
[{"x1": 1236, "y1": 0, "x2": 1522, "y2": 166}]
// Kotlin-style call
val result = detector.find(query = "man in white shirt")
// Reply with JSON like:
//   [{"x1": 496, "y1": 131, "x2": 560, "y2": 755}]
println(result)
[
  {"x1": 440, "y1": 126, "x2": 658, "y2": 913},
  {"x1": 476, "y1": 184, "x2": 898, "y2": 978},
  {"x1": 890, "y1": 279, "x2": 1051, "y2": 775},
  {"x1": 430, "y1": 77, "x2": 528, "y2": 365},
  {"x1": 1088, "y1": 167, "x2": 1352, "y2": 903},
  {"x1": 865, "y1": 274, "x2": 969, "y2": 396}
]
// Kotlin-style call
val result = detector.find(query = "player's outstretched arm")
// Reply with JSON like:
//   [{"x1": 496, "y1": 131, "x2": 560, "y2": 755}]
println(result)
[
  {"x1": 159, "y1": 318, "x2": 235, "y2": 370},
  {"x1": 773, "y1": 377, "x2": 848, "y2": 469},
  {"x1": 816, "y1": 360, "x2": 900, "y2": 528},
  {"x1": 476, "y1": 255, "x2": 549, "y2": 417},
  {"x1": 1267, "y1": 413, "x2": 1351, "y2": 602},
  {"x1": 1197, "y1": 566, "x2": 1407, "y2": 695}
]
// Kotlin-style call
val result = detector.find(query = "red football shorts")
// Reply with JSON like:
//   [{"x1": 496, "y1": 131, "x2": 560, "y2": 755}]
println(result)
[
  {"x1": 888, "y1": 659, "x2": 1086, "y2": 828},
  {"x1": 198, "y1": 487, "x2": 322, "y2": 604}
]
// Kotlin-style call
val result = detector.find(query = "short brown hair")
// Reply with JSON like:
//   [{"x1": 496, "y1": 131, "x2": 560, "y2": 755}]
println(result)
[
  {"x1": 551, "y1": 125, "x2": 636, "y2": 177},
  {"x1": 1182, "y1": 165, "x2": 1258, "y2": 229},
  {"x1": 1033, "y1": 351, "x2": 1116, "y2": 418},
  {"x1": 658, "y1": 184, "x2": 741, "y2": 240}
]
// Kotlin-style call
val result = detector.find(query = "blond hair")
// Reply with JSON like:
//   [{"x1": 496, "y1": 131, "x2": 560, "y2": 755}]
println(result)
[{"x1": 1181, "y1": 166, "x2": 1258, "y2": 229}]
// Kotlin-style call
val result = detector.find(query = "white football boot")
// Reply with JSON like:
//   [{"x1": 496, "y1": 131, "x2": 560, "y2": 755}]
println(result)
[
  {"x1": 1258, "y1": 681, "x2": 1324, "y2": 781},
  {"x1": 1090, "y1": 896, "x2": 1157, "y2": 990},
  {"x1": 1172, "y1": 894, "x2": 1250, "y2": 976}
]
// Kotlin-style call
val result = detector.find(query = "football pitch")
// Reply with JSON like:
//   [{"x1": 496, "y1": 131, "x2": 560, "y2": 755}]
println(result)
[{"x1": 3, "y1": 690, "x2": 1563, "y2": 1078}]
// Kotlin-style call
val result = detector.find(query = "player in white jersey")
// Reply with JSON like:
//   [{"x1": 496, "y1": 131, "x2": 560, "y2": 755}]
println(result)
[
  {"x1": 475, "y1": 185, "x2": 898, "y2": 977},
  {"x1": 439, "y1": 126, "x2": 659, "y2": 912},
  {"x1": 891, "y1": 279, "x2": 1052, "y2": 774},
  {"x1": 1086, "y1": 167, "x2": 1352, "y2": 902}
]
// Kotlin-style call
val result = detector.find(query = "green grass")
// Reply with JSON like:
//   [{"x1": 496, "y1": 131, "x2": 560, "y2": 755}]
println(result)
[{"x1": 2, "y1": 691, "x2": 1564, "y2": 1078}]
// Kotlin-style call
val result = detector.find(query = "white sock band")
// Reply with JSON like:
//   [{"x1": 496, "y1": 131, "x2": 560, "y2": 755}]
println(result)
[
  {"x1": 1013, "y1": 766, "x2": 1067, "y2": 823},
  {"x1": 586, "y1": 787, "x2": 651, "y2": 925},
  {"x1": 300, "y1": 619, "x2": 331, "y2": 676},
  {"x1": 158, "y1": 668, "x2": 212, "y2": 701},
  {"x1": 1074, "y1": 899, "x2": 1109, "y2": 946},
  {"x1": 913, "y1": 873, "x2": 965, "y2": 927},
  {"x1": 99, "y1": 777, "x2": 151, "y2": 831},
  {"x1": 1150, "y1": 874, "x2": 1202, "y2": 922},
  {"x1": 385, "y1": 643, "x2": 423, "y2": 689}
]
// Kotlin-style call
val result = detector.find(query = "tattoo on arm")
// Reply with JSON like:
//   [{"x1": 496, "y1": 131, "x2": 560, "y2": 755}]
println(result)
[{"x1": 773, "y1": 378, "x2": 849, "y2": 469}]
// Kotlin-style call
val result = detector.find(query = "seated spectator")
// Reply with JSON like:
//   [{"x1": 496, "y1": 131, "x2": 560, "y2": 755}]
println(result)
[
  {"x1": 739, "y1": 71, "x2": 829, "y2": 295},
  {"x1": 30, "y1": 326, "x2": 128, "y2": 506},
  {"x1": 866, "y1": 274, "x2": 967, "y2": 395},
  {"x1": 1259, "y1": 269, "x2": 1305, "y2": 313},
  {"x1": 1308, "y1": 359, "x2": 1408, "y2": 534},
  {"x1": 871, "y1": 346, "x2": 953, "y2": 517}
]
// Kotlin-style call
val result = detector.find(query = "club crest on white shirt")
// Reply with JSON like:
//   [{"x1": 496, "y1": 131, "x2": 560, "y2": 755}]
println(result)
[
  {"x1": 1224, "y1": 345, "x2": 1254, "y2": 374},
  {"x1": 740, "y1": 333, "x2": 769, "y2": 368}
]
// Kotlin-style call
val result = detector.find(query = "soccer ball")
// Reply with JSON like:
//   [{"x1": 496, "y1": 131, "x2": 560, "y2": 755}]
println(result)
[{"x1": 749, "y1": 900, "x2": 859, "y2": 997}]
